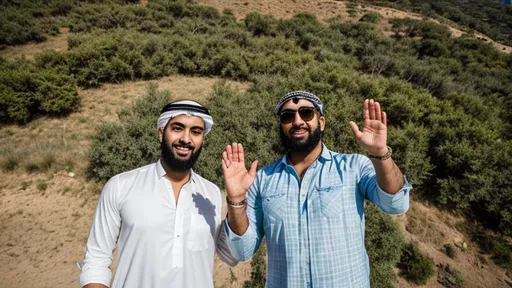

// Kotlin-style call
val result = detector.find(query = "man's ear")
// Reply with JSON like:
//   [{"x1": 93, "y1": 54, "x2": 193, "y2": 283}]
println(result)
[
  {"x1": 158, "y1": 127, "x2": 164, "y2": 143},
  {"x1": 319, "y1": 115, "x2": 326, "y2": 132}
]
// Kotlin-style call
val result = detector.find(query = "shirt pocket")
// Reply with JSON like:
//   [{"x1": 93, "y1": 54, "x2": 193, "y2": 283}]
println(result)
[
  {"x1": 261, "y1": 193, "x2": 286, "y2": 220},
  {"x1": 317, "y1": 185, "x2": 356, "y2": 219},
  {"x1": 187, "y1": 214, "x2": 212, "y2": 252}
]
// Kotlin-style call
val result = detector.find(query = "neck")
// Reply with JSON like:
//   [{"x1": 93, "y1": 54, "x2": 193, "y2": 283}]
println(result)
[
  {"x1": 160, "y1": 158, "x2": 192, "y2": 183},
  {"x1": 288, "y1": 141, "x2": 323, "y2": 167}
]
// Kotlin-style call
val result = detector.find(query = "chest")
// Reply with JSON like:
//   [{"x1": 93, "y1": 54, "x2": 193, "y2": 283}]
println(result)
[{"x1": 260, "y1": 166, "x2": 363, "y2": 223}]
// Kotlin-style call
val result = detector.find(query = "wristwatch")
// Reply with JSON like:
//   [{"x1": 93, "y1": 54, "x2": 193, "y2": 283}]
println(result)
[{"x1": 368, "y1": 146, "x2": 392, "y2": 160}]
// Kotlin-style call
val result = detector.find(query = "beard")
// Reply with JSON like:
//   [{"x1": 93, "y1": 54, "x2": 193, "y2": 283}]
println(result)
[
  {"x1": 160, "y1": 137, "x2": 202, "y2": 172},
  {"x1": 279, "y1": 123, "x2": 322, "y2": 154}
]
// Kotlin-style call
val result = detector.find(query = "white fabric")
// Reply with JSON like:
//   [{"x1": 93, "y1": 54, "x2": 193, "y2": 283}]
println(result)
[
  {"x1": 79, "y1": 160, "x2": 237, "y2": 288},
  {"x1": 157, "y1": 100, "x2": 213, "y2": 135}
]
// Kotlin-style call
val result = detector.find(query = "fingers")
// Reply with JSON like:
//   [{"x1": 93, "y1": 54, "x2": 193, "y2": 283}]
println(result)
[
  {"x1": 238, "y1": 143, "x2": 244, "y2": 163},
  {"x1": 248, "y1": 160, "x2": 258, "y2": 177},
  {"x1": 363, "y1": 99, "x2": 369, "y2": 120},
  {"x1": 349, "y1": 121, "x2": 362, "y2": 139},
  {"x1": 221, "y1": 158, "x2": 228, "y2": 171},
  {"x1": 232, "y1": 142, "x2": 239, "y2": 162},
  {"x1": 364, "y1": 99, "x2": 385, "y2": 124},
  {"x1": 382, "y1": 111, "x2": 387, "y2": 127},
  {"x1": 369, "y1": 99, "x2": 376, "y2": 120},
  {"x1": 224, "y1": 143, "x2": 245, "y2": 164},
  {"x1": 374, "y1": 101, "x2": 381, "y2": 121}
]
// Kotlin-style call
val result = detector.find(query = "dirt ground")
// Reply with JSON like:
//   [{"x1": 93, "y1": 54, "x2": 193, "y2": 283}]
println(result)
[{"x1": 1, "y1": 1, "x2": 512, "y2": 287}]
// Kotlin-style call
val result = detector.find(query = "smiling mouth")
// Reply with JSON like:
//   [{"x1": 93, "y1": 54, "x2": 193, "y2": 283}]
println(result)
[
  {"x1": 290, "y1": 128, "x2": 308, "y2": 138},
  {"x1": 173, "y1": 144, "x2": 194, "y2": 156}
]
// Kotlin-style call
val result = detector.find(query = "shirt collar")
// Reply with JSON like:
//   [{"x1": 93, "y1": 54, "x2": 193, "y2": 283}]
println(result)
[
  {"x1": 278, "y1": 143, "x2": 332, "y2": 168},
  {"x1": 156, "y1": 159, "x2": 197, "y2": 183}
]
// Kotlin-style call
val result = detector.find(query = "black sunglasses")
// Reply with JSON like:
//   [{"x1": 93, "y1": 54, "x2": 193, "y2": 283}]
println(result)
[{"x1": 279, "y1": 107, "x2": 317, "y2": 124}]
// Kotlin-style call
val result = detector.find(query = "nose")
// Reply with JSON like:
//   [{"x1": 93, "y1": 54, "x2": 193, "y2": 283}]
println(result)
[
  {"x1": 180, "y1": 129, "x2": 192, "y2": 143},
  {"x1": 292, "y1": 111, "x2": 304, "y2": 126}
]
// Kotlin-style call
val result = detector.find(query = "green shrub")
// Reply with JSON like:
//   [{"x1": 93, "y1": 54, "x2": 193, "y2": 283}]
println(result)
[
  {"x1": 359, "y1": 12, "x2": 382, "y2": 24},
  {"x1": 437, "y1": 263, "x2": 464, "y2": 288},
  {"x1": 473, "y1": 232, "x2": 512, "y2": 269},
  {"x1": 1, "y1": 155, "x2": 19, "y2": 172},
  {"x1": 444, "y1": 243, "x2": 457, "y2": 259},
  {"x1": 398, "y1": 242, "x2": 435, "y2": 285},
  {"x1": 87, "y1": 85, "x2": 169, "y2": 182},
  {"x1": 0, "y1": 58, "x2": 79, "y2": 123},
  {"x1": 365, "y1": 203, "x2": 405, "y2": 288},
  {"x1": 37, "y1": 182, "x2": 48, "y2": 191},
  {"x1": 243, "y1": 241, "x2": 267, "y2": 288}
]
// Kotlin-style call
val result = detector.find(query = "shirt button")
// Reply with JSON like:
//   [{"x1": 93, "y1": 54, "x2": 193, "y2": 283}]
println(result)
[{"x1": 177, "y1": 235, "x2": 180, "y2": 238}]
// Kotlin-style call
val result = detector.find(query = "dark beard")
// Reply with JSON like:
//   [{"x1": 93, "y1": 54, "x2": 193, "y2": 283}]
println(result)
[
  {"x1": 161, "y1": 137, "x2": 202, "y2": 172},
  {"x1": 279, "y1": 124, "x2": 322, "y2": 154}
]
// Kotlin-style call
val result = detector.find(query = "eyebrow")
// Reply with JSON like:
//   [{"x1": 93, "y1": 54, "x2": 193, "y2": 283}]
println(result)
[
  {"x1": 169, "y1": 122, "x2": 205, "y2": 131},
  {"x1": 281, "y1": 106, "x2": 315, "y2": 111}
]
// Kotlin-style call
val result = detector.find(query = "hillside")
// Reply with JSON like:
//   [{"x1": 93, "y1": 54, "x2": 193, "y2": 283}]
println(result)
[{"x1": 1, "y1": 0, "x2": 512, "y2": 287}]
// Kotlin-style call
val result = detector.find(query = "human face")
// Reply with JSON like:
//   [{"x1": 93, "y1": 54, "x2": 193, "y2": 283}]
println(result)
[
  {"x1": 278, "y1": 99, "x2": 325, "y2": 153},
  {"x1": 159, "y1": 114, "x2": 205, "y2": 171}
]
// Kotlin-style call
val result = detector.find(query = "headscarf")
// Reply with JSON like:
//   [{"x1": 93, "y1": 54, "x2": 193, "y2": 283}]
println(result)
[
  {"x1": 275, "y1": 91, "x2": 324, "y2": 116},
  {"x1": 157, "y1": 100, "x2": 213, "y2": 135}
]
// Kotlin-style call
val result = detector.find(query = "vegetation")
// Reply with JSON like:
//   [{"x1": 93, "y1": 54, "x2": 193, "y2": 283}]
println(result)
[
  {"x1": 243, "y1": 241, "x2": 267, "y2": 288},
  {"x1": 365, "y1": 0, "x2": 512, "y2": 46},
  {"x1": 365, "y1": 203, "x2": 405, "y2": 287},
  {"x1": 443, "y1": 243, "x2": 457, "y2": 259},
  {"x1": 0, "y1": 58, "x2": 79, "y2": 123},
  {"x1": 398, "y1": 242, "x2": 436, "y2": 285},
  {"x1": 437, "y1": 263, "x2": 465, "y2": 288},
  {"x1": 2, "y1": 0, "x2": 512, "y2": 283}
]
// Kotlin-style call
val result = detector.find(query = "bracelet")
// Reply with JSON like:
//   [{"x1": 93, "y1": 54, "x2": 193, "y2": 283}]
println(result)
[
  {"x1": 226, "y1": 196, "x2": 246, "y2": 208},
  {"x1": 368, "y1": 146, "x2": 392, "y2": 161}
]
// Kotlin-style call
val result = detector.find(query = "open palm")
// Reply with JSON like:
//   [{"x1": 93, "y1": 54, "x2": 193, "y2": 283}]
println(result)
[
  {"x1": 222, "y1": 143, "x2": 258, "y2": 202},
  {"x1": 349, "y1": 99, "x2": 388, "y2": 156}
]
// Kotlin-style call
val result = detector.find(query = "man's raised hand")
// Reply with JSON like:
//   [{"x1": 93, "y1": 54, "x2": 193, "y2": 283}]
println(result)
[
  {"x1": 222, "y1": 143, "x2": 258, "y2": 202},
  {"x1": 349, "y1": 99, "x2": 388, "y2": 156}
]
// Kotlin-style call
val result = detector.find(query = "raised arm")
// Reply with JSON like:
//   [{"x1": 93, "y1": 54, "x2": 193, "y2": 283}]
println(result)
[
  {"x1": 349, "y1": 99, "x2": 404, "y2": 194},
  {"x1": 222, "y1": 143, "x2": 258, "y2": 235}
]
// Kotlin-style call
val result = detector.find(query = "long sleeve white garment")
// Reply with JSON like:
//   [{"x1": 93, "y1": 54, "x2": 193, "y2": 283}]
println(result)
[{"x1": 79, "y1": 160, "x2": 237, "y2": 288}]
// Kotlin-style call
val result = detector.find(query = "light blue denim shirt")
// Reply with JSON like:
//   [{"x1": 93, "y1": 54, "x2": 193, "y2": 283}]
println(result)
[{"x1": 224, "y1": 144, "x2": 412, "y2": 288}]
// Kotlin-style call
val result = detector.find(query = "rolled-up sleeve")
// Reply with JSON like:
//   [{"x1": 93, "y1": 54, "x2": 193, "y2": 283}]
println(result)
[
  {"x1": 374, "y1": 176, "x2": 411, "y2": 214},
  {"x1": 358, "y1": 156, "x2": 412, "y2": 215},
  {"x1": 79, "y1": 177, "x2": 121, "y2": 287}
]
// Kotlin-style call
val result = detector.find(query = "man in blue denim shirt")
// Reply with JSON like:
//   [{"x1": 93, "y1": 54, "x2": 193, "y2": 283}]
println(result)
[{"x1": 221, "y1": 91, "x2": 412, "y2": 287}]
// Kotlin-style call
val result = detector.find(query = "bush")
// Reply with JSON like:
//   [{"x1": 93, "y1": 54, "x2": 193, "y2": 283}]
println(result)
[
  {"x1": 1, "y1": 155, "x2": 19, "y2": 172},
  {"x1": 243, "y1": 241, "x2": 267, "y2": 288},
  {"x1": 437, "y1": 263, "x2": 464, "y2": 288},
  {"x1": 87, "y1": 85, "x2": 169, "y2": 182},
  {"x1": 359, "y1": 12, "x2": 382, "y2": 24},
  {"x1": 0, "y1": 62, "x2": 80, "y2": 123},
  {"x1": 444, "y1": 243, "x2": 457, "y2": 259},
  {"x1": 398, "y1": 242, "x2": 435, "y2": 285},
  {"x1": 365, "y1": 203, "x2": 405, "y2": 288}
]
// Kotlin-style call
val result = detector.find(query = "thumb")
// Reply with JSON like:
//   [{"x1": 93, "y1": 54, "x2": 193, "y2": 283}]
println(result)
[
  {"x1": 349, "y1": 121, "x2": 362, "y2": 138},
  {"x1": 248, "y1": 160, "x2": 258, "y2": 177}
]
